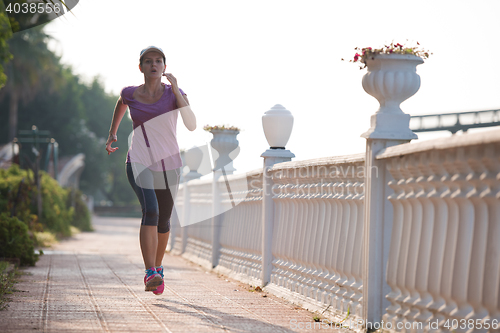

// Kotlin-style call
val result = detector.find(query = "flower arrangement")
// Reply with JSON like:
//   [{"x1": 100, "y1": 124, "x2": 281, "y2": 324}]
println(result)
[
  {"x1": 343, "y1": 41, "x2": 432, "y2": 69},
  {"x1": 203, "y1": 124, "x2": 241, "y2": 132}
]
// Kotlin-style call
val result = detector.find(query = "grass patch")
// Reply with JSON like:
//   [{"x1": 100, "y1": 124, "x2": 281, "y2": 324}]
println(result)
[
  {"x1": 0, "y1": 261, "x2": 20, "y2": 310},
  {"x1": 34, "y1": 226, "x2": 81, "y2": 249},
  {"x1": 70, "y1": 226, "x2": 81, "y2": 236},
  {"x1": 314, "y1": 306, "x2": 351, "y2": 328},
  {"x1": 34, "y1": 231, "x2": 58, "y2": 248}
]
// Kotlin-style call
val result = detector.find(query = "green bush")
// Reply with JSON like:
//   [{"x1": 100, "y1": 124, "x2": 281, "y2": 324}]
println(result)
[
  {"x1": 0, "y1": 213, "x2": 38, "y2": 266},
  {"x1": 0, "y1": 165, "x2": 92, "y2": 238},
  {"x1": 40, "y1": 171, "x2": 73, "y2": 236},
  {"x1": 0, "y1": 165, "x2": 39, "y2": 230},
  {"x1": 67, "y1": 189, "x2": 92, "y2": 232}
]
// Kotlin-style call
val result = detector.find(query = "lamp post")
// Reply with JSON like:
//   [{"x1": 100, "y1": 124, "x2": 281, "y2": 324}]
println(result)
[
  {"x1": 261, "y1": 104, "x2": 295, "y2": 286},
  {"x1": 16, "y1": 125, "x2": 53, "y2": 222}
]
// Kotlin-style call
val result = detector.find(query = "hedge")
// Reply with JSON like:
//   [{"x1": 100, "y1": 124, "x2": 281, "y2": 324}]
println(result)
[
  {"x1": 0, "y1": 165, "x2": 92, "y2": 265},
  {"x1": 0, "y1": 213, "x2": 38, "y2": 266}
]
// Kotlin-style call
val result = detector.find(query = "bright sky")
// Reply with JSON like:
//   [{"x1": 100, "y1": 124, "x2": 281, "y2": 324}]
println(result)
[{"x1": 45, "y1": 0, "x2": 500, "y2": 174}]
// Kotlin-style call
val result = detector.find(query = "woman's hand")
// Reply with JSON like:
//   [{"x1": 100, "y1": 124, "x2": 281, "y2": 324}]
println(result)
[
  {"x1": 105, "y1": 133, "x2": 118, "y2": 155},
  {"x1": 162, "y1": 73, "x2": 195, "y2": 130},
  {"x1": 163, "y1": 73, "x2": 178, "y2": 89}
]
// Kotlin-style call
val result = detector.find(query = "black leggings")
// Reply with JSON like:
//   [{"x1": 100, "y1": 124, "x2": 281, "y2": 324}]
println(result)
[{"x1": 126, "y1": 162, "x2": 180, "y2": 233}]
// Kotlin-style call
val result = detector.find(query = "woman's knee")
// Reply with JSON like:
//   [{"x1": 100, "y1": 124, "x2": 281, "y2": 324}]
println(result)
[
  {"x1": 142, "y1": 208, "x2": 159, "y2": 226},
  {"x1": 157, "y1": 213, "x2": 170, "y2": 233},
  {"x1": 157, "y1": 221, "x2": 170, "y2": 234}
]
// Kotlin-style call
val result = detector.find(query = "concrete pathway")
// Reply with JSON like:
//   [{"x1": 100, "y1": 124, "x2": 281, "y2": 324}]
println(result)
[{"x1": 0, "y1": 216, "x2": 351, "y2": 333}]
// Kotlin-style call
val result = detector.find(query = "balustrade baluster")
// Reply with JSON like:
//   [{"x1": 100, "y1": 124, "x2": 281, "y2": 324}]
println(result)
[
  {"x1": 343, "y1": 178, "x2": 359, "y2": 314},
  {"x1": 386, "y1": 158, "x2": 406, "y2": 329},
  {"x1": 464, "y1": 152, "x2": 489, "y2": 331},
  {"x1": 393, "y1": 173, "x2": 413, "y2": 330},
  {"x1": 446, "y1": 151, "x2": 475, "y2": 331},
  {"x1": 424, "y1": 167, "x2": 448, "y2": 333},
  {"x1": 436, "y1": 152, "x2": 462, "y2": 332},
  {"x1": 328, "y1": 180, "x2": 343, "y2": 307},
  {"x1": 316, "y1": 181, "x2": 332, "y2": 304},
  {"x1": 271, "y1": 180, "x2": 287, "y2": 286},
  {"x1": 296, "y1": 182, "x2": 310, "y2": 296},
  {"x1": 310, "y1": 178, "x2": 328, "y2": 302},
  {"x1": 287, "y1": 184, "x2": 301, "y2": 292},
  {"x1": 300, "y1": 183, "x2": 315, "y2": 298},
  {"x1": 410, "y1": 157, "x2": 434, "y2": 333},
  {"x1": 402, "y1": 156, "x2": 424, "y2": 332},
  {"x1": 482, "y1": 151, "x2": 500, "y2": 329},
  {"x1": 306, "y1": 183, "x2": 321, "y2": 300},
  {"x1": 351, "y1": 181, "x2": 364, "y2": 318},
  {"x1": 323, "y1": 180, "x2": 338, "y2": 306}
]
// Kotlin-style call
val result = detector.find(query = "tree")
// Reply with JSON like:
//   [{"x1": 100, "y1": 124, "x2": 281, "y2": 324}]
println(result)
[
  {"x1": 0, "y1": 68, "x2": 136, "y2": 205},
  {"x1": 0, "y1": 24, "x2": 60, "y2": 142},
  {"x1": 0, "y1": 0, "x2": 62, "y2": 142},
  {"x1": 0, "y1": 7, "x2": 137, "y2": 206},
  {"x1": 0, "y1": 12, "x2": 12, "y2": 89}
]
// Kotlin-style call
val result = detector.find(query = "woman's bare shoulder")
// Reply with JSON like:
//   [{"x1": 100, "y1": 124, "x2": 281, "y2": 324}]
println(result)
[
  {"x1": 120, "y1": 85, "x2": 140, "y2": 104},
  {"x1": 122, "y1": 85, "x2": 139, "y2": 94}
]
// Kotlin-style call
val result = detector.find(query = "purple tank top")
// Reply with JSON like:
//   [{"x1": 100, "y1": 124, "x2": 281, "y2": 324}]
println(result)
[{"x1": 121, "y1": 84, "x2": 185, "y2": 171}]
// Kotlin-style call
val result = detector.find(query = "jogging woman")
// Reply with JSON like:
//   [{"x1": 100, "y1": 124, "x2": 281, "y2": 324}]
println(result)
[{"x1": 105, "y1": 46, "x2": 196, "y2": 294}]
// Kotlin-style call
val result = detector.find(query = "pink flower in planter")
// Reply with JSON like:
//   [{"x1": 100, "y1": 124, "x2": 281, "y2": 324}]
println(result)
[{"x1": 343, "y1": 41, "x2": 431, "y2": 69}]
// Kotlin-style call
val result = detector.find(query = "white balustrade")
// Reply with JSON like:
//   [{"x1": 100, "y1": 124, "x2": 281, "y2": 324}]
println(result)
[
  {"x1": 169, "y1": 89, "x2": 500, "y2": 333},
  {"x1": 378, "y1": 130, "x2": 500, "y2": 333},
  {"x1": 169, "y1": 184, "x2": 184, "y2": 254},
  {"x1": 217, "y1": 170, "x2": 263, "y2": 284},
  {"x1": 266, "y1": 154, "x2": 365, "y2": 321},
  {"x1": 182, "y1": 179, "x2": 213, "y2": 267}
]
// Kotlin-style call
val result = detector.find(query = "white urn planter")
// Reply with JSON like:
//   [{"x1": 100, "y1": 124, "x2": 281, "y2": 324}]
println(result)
[
  {"x1": 262, "y1": 104, "x2": 294, "y2": 149},
  {"x1": 210, "y1": 129, "x2": 239, "y2": 174},
  {"x1": 361, "y1": 54, "x2": 422, "y2": 140},
  {"x1": 183, "y1": 146, "x2": 203, "y2": 178}
]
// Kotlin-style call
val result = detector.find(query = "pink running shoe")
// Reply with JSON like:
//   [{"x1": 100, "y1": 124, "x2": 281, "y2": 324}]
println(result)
[
  {"x1": 153, "y1": 266, "x2": 164, "y2": 295},
  {"x1": 144, "y1": 267, "x2": 162, "y2": 291}
]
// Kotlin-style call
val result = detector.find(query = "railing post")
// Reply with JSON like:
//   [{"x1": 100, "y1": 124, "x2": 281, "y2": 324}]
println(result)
[
  {"x1": 360, "y1": 54, "x2": 422, "y2": 327},
  {"x1": 168, "y1": 151, "x2": 184, "y2": 252},
  {"x1": 260, "y1": 104, "x2": 295, "y2": 286},
  {"x1": 180, "y1": 147, "x2": 202, "y2": 254},
  {"x1": 209, "y1": 130, "x2": 239, "y2": 268},
  {"x1": 211, "y1": 171, "x2": 222, "y2": 267},
  {"x1": 261, "y1": 149, "x2": 294, "y2": 286},
  {"x1": 362, "y1": 137, "x2": 409, "y2": 326}
]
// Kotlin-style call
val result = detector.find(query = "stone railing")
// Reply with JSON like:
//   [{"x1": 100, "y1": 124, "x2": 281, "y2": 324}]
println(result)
[
  {"x1": 171, "y1": 177, "x2": 213, "y2": 266},
  {"x1": 170, "y1": 153, "x2": 366, "y2": 323},
  {"x1": 171, "y1": 169, "x2": 264, "y2": 278},
  {"x1": 168, "y1": 53, "x2": 500, "y2": 331},
  {"x1": 217, "y1": 170, "x2": 263, "y2": 284},
  {"x1": 170, "y1": 129, "x2": 500, "y2": 331},
  {"x1": 377, "y1": 130, "x2": 500, "y2": 333},
  {"x1": 266, "y1": 154, "x2": 365, "y2": 321}
]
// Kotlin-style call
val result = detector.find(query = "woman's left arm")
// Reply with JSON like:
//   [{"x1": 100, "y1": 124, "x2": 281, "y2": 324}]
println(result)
[{"x1": 164, "y1": 73, "x2": 196, "y2": 131}]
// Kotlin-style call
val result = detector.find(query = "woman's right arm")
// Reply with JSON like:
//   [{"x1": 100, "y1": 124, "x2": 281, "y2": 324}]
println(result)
[{"x1": 105, "y1": 96, "x2": 128, "y2": 155}]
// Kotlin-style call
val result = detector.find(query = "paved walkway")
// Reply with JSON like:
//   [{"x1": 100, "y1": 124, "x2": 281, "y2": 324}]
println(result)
[{"x1": 0, "y1": 216, "x2": 349, "y2": 333}]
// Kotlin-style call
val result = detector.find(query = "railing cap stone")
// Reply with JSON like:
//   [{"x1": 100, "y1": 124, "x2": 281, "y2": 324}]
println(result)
[{"x1": 377, "y1": 128, "x2": 500, "y2": 160}]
